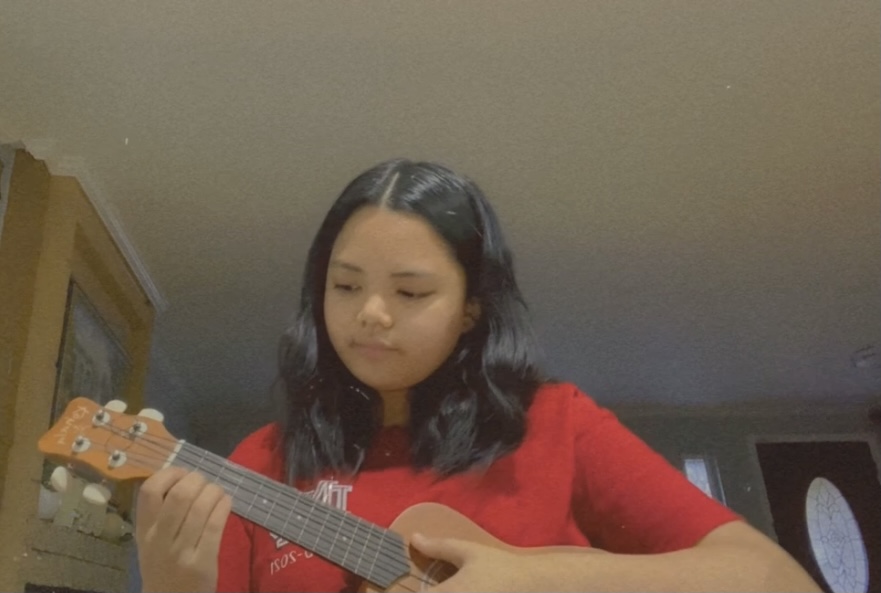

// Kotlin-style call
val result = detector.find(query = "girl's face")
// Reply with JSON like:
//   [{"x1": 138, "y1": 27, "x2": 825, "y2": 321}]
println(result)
[{"x1": 324, "y1": 206, "x2": 478, "y2": 400}]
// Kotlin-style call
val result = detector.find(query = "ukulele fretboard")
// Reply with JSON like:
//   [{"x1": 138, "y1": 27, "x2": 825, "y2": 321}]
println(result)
[{"x1": 172, "y1": 442, "x2": 410, "y2": 588}]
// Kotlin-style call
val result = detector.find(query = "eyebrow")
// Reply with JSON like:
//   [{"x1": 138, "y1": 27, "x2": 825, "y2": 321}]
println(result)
[{"x1": 329, "y1": 259, "x2": 436, "y2": 278}]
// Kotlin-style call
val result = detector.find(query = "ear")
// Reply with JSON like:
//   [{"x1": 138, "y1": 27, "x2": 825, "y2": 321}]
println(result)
[{"x1": 462, "y1": 298, "x2": 482, "y2": 333}]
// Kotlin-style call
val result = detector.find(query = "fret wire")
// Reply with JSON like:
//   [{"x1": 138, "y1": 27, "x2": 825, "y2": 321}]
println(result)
[
  {"x1": 357, "y1": 516, "x2": 378, "y2": 572},
  {"x1": 379, "y1": 529, "x2": 407, "y2": 585},
  {"x1": 214, "y1": 458, "x2": 225, "y2": 485},
  {"x1": 296, "y1": 487, "x2": 318, "y2": 550},
  {"x1": 289, "y1": 494, "x2": 320, "y2": 552},
  {"x1": 314, "y1": 499, "x2": 332, "y2": 557},
  {"x1": 368, "y1": 526, "x2": 389, "y2": 583},
  {"x1": 324, "y1": 503, "x2": 348, "y2": 564},
  {"x1": 338, "y1": 514, "x2": 357, "y2": 572},
  {"x1": 265, "y1": 482, "x2": 278, "y2": 525},
  {"x1": 228, "y1": 474, "x2": 245, "y2": 514},
  {"x1": 279, "y1": 504, "x2": 295, "y2": 545},
  {"x1": 246, "y1": 478, "x2": 262, "y2": 517},
  {"x1": 316, "y1": 496, "x2": 352, "y2": 561},
  {"x1": 229, "y1": 467, "x2": 243, "y2": 499},
  {"x1": 173, "y1": 443, "x2": 410, "y2": 585},
  {"x1": 280, "y1": 494, "x2": 313, "y2": 546}
]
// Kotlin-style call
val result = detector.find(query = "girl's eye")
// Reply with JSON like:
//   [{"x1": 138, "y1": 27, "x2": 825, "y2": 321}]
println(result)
[
  {"x1": 333, "y1": 283, "x2": 359, "y2": 293},
  {"x1": 398, "y1": 290, "x2": 432, "y2": 300}
]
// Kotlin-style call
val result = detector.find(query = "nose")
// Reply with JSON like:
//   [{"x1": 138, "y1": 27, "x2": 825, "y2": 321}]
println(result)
[{"x1": 356, "y1": 294, "x2": 393, "y2": 329}]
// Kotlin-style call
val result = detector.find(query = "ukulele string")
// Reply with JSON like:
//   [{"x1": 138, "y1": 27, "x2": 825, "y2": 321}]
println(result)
[
  {"x1": 71, "y1": 419, "x2": 443, "y2": 589},
  {"x1": 175, "y1": 442, "x2": 415, "y2": 576},
  {"x1": 86, "y1": 420, "x2": 412, "y2": 582}
]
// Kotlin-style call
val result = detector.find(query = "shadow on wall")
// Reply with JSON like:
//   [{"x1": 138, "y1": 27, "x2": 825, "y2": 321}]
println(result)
[{"x1": 189, "y1": 397, "x2": 278, "y2": 457}]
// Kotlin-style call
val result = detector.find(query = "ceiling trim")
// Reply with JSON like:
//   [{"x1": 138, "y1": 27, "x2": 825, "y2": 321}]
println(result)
[{"x1": 23, "y1": 139, "x2": 168, "y2": 314}]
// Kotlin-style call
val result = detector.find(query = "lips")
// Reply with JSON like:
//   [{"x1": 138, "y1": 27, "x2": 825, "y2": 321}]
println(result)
[
  {"x1": 351, "y1": 340, "x2": 398, "y2": 357},
  {"x1": 353, "y1": 341, "x2": 395, "y2": 351}
]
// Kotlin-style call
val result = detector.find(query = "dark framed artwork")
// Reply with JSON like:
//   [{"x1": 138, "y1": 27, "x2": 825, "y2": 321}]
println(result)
[
  {"x1": 50, "y1": 281, "x2": 131, "y2": 421},
  {"x1": 50, "y1": 281, "x2": 131, "y2": 424},
  {"x1": 43, "y1": 281, "x2": 132, "y2": 487}
]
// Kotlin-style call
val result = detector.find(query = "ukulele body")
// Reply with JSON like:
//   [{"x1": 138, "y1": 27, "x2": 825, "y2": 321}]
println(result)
[{"x1": 361, "y1": 502, "x2": 596, "y2": 592}]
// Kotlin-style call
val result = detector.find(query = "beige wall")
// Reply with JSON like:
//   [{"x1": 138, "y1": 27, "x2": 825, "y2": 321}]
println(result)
[{"x1": 0, "y1": 150, "x2": 155, "y2": 592}]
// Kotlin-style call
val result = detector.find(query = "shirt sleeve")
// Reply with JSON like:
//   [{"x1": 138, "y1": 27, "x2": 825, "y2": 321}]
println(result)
[{"x1": 568, "y1": 387, "x2": 741, "y2": 554}]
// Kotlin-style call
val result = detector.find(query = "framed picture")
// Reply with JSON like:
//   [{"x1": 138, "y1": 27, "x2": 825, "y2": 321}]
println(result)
[
  {"x1": 42, "y1": 281, "x2": 132, "y2": 493},
  {"x1": 50, "y1": 281, "x2": 132, "y2": 423}
]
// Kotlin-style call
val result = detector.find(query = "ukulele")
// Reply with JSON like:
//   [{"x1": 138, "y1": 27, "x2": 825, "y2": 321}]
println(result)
[{"x1": 39, "y1": 397, "x2": 599, "y2": 591}]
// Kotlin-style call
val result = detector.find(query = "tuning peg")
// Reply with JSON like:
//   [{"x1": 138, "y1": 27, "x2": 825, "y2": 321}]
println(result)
[
  {"x1": 37, "y1": 485, "x2": 62, "y2": 520},
  {"x1": 104, "y1": 400, "x2": 127, "y2": 413},
  {"x1": 82, "y1": 483, "x2": 112, "y2": 505},
  {"x1": 72, "y1": 435, "x2": 91, "y2": 453},
  {"x1": 49, "y1": 466, "x2": 71, "y2": 493},
  {"x1": 137, "y1": 408, "x2": 164, "y2": 422},
  {"x1": 108, "y1": 450, "x2": 127, "y2": 469}
]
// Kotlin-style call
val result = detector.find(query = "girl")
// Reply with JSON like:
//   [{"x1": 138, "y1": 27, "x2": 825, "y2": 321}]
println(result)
[{"x1": 135, "y1": 159, "x2": 820, "y2": 592}]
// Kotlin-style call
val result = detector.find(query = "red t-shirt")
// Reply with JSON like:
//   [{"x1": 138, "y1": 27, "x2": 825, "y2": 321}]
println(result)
[{"x1": 217, "y1": 382, "x2": 739, "y2": 592}]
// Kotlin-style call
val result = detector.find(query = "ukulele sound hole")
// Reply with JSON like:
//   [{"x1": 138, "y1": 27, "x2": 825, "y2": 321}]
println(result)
[{"x1": 420, "y1": 560, "x2": 457, "y2": 591}]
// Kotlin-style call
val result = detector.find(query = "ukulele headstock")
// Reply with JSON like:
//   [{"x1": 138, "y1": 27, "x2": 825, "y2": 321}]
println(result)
[{"x1": 38, "y1": 397, "x2": 177, "y2": 486}]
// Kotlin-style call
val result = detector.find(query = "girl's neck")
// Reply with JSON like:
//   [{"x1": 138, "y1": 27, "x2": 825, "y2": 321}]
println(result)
[{"x1": 380, "y1": 389, "x2": 409, "y2": 427}]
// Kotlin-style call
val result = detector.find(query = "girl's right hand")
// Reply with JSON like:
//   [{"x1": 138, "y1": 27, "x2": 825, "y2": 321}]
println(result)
[{"x1": 135, "y1": 467, "x2": 233, "y2": 593}]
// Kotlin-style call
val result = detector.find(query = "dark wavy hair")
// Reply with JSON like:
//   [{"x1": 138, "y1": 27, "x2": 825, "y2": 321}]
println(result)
[{"x1": 274, "y1": 159, "x2": 547, "y2": 484}]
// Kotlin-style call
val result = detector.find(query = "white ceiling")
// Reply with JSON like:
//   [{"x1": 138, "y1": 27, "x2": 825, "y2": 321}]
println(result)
[{"x1": 2, "y1": 2, "x2": 879, "y2": 418}]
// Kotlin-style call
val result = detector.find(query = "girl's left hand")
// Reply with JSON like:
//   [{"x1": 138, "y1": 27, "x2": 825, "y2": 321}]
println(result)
[{"x1": 409, "y1": 533, "x2": 543, "y2": 592}]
